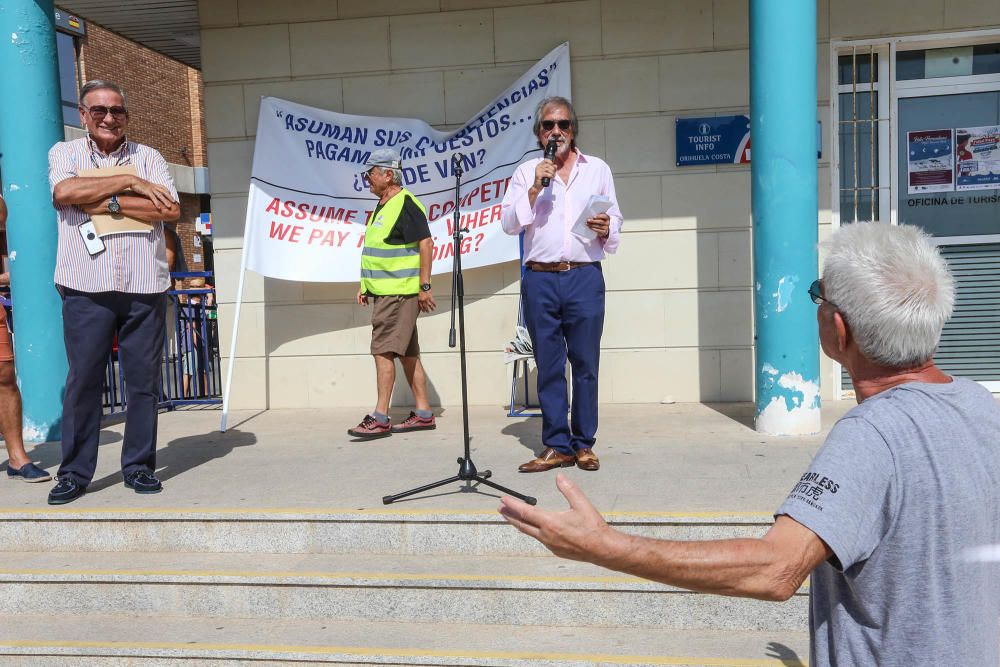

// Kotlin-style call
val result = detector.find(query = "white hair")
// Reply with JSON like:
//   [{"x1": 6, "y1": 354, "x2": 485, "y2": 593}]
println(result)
[
  {"x1": 80, "y1": 80, "x2": 128, "y2": 108},
  {"x1": 822, "y1": 222, "x2": 954, "y2": 368}
]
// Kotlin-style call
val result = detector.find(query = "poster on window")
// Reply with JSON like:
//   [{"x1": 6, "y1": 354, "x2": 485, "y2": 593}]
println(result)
[
  {"x1": 907, "y1": 129, "x2": 954, "y2": 194},
  {"x1": 955, "y1": 125, "x2": 1000, "y2": 192}
]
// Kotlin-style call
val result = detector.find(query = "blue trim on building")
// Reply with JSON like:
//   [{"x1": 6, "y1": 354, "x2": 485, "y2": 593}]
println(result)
[
  {"x1": 0, "y1": 0, "x2": 69, "y2": 442},
  {"x1": 750, "y1": 0, "x2": 821, "y2": 435}
]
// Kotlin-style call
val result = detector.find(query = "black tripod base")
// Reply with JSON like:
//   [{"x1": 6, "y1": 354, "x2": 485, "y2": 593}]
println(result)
[{"x1": 382, "y1": 457, "x2": 537, "y2": 505}]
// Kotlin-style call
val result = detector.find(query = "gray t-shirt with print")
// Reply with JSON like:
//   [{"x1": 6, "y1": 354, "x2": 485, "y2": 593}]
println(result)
[{"x1": 777, "y1": 378, "x2": 1000, "y2": 667}]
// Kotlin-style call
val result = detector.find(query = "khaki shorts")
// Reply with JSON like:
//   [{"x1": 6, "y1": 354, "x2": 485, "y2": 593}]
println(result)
[
  {"x1": 0, "y1": 306, "x2": 11, "y2": 363},
  {"x1": 370, "y1": 294, "x2": 420, "y2": 357}
]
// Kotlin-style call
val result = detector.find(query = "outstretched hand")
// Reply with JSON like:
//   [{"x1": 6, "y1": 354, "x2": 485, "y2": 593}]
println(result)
[{"x1": 499, "y1": 473, "x2": 614, "y2": 563}]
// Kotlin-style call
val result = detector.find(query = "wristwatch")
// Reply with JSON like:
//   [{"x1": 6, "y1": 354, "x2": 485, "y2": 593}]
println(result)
[
  {"x1": 420, "y1": 282, "x2": 432, "y2": 292},
  {"x1": 107, "y1": 194, "x2": 121, "y2": 215}
]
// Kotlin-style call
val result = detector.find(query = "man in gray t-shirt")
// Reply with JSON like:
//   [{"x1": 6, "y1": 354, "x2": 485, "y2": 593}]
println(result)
[
  {"x1": 499, "y1": 223, "x2": 1000, "y2": 666},
  {"x1": 778, "y1": 377, "x2": 1000, "y2": 666}
]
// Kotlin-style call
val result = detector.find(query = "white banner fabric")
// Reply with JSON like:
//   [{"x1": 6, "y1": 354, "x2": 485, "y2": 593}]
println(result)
[{"x1": 243, "y1": 43, "x2": 571, "y2": 283}]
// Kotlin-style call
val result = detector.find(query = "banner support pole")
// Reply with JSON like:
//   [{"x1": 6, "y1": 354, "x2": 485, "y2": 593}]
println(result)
[{"x1": 219, "y1": 185, "x2": 257, "y2": 432}]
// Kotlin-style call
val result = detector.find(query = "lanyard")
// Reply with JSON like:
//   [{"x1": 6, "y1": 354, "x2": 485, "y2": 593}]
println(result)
[{"x1": 88, "y1": 137, "x2": 132, "y2": 170}]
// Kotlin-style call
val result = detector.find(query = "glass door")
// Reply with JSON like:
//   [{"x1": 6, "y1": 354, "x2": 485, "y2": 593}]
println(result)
[{"x1": 896, "y1": 80, "x2": 1000, "y2": 385}]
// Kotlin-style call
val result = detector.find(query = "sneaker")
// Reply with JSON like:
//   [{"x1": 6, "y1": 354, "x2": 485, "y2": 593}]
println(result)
[
  {"x1": 48, "y1": 477, "x2": 87, "y2": 505},
  {"x1": 391, "y1": 411, "x2": 436, "y2": 433},
  {"x1": 7, "y1": 462, "x2": 52, "y2": 483},
  {"x1": 348, "y1": 414, "x2": 392, "y2": 440},
  {"x1": 124, "y1": 470, "x2": 162, "y2": 494}
]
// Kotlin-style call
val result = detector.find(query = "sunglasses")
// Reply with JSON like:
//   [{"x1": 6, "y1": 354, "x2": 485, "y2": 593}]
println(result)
[
  {"x1": 80, "y1": 104, "x2": 128, "y2": 120},
  {"x1": 540, "y1": 119, "x2": 572, "y2": 131},
  {"x1": 808, "y1": 279, "x2": 839, "y2": 309}
]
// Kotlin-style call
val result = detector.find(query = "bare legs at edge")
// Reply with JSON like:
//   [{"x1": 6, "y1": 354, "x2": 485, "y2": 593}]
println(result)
[
  {"x1": 373, "y1": 353, "x2": 432, "y2": 415},
  {"x1": 0, "y1": 360, "x2": 32, "y2": 469}
]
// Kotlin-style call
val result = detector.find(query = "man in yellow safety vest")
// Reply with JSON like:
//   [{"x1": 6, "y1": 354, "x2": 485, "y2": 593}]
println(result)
[{"x1": 349, "y1": 149, "x2": 438, "y2": 440}]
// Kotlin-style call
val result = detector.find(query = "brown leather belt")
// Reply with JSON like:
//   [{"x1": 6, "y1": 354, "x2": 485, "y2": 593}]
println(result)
[{"x1": 525, "y1": 261, "x2": 595, "y2": 272}]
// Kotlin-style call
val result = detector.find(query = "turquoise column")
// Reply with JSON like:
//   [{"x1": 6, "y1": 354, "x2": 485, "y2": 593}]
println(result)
[
  {"x1": 750, "y1": 0, "x2": 820, "y2": 435},
  {"x1": 0, "y1": 0, "x2": 68, "y2": 442}
]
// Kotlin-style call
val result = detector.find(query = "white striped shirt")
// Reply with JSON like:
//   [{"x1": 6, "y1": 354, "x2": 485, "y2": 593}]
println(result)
[{"x1": 48, "y1": 136, "x2": 178, "y2": 293}]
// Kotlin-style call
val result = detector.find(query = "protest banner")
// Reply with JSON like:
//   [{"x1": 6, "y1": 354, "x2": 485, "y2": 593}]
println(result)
[
  {"x1": 221, "y1": 42, "x2": 572, "y2": 430},
  {"x1": 242, "y1": 42, "x2": 571, "y2": 282}
]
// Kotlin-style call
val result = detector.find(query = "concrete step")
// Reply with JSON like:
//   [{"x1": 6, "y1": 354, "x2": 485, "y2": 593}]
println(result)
[
  {"x1": 0, "y1": 614, "x2": 811, "y2": 666},
  {"x1": 0, "y1": 509, "x2": 772, "y2": 555},
  {"x1": 0, "y1": 551, "x2": 807, "y2": 632}
]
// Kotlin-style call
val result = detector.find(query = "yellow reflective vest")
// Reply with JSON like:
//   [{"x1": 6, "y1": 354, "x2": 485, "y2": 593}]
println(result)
[{"x1": 360, "y1": 188, "x2": 426, "y2": 296}]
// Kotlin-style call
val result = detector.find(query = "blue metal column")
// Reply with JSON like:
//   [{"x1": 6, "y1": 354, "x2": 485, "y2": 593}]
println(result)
[
  {"x1": 0, "y1": 0, "x2": 68, "y2": 442},
  {"x1": 750, "y1": 0, "x2": 820, "y2": 435}
]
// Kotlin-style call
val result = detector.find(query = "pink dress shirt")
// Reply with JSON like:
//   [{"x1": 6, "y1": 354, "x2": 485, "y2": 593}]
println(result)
[{"x1": 501, "y1": 149, "x2": 623, "y2": 263}]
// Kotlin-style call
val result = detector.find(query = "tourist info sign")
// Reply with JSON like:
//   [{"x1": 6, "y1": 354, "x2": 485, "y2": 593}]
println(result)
[{"x1": 676, "y1": 115, "x2": 821, "y2": 166}]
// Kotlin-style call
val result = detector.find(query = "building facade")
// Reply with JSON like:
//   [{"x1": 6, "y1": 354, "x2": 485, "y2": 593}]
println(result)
[{"x1": 199, "y1": 0, "x2": 1000, "y2": 410}]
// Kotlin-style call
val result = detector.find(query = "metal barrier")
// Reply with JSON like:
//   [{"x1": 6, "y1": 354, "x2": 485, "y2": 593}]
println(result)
[
  {"x1": 162, "y1": 271, "x2": 221, "y2": 409},
  {"x1": 85, "y1": 272, "x2": 223, "y2": 415},
  {"x1": 2, "y1": 274, "x2": 221, "y2": 417}
]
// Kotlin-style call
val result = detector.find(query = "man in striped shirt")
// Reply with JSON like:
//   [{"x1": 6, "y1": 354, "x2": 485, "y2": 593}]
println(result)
[{"x1": 47, "y1": 80, "x2": 180, "y2": 505}]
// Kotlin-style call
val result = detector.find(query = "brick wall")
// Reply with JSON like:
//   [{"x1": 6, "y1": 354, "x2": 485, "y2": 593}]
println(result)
[
  {"x1": 187, "y1": 69, "x2": 208, "y2": 167},
  {"x1": 78, "y1": 22, "x2": 208, "y2": 273},
  {"x1": 177, "y1": 194, "x2": 204, "y2": 270},
  {"x1": 79, "y1": 23, "x2": 205, "y2": 168}
]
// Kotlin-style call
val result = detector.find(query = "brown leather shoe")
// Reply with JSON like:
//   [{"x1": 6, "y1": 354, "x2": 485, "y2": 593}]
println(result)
[
  {"x1": 518, "y1": 447, "x2": 576, "y2": 473},
  {"x1": 575, "y1": 448, "x2": 600, "y2": 471}
]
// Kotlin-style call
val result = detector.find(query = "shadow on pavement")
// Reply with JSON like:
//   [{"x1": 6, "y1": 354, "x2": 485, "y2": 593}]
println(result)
[
  {"x1": 500, "y1": 419, "x2": 543, "y2": 456},
  {"x1": 703, "y1": 402, "x2": 756, "y2": 430},
  {"x1": 86, "y1": 427, "x2": 257, "y2": 492},
  {"x1": 765, "y1": 641, "x2": 806, "y2": 667},
  {"x1": 1, "y1": 431, "x2": 123, "y2": 476}
]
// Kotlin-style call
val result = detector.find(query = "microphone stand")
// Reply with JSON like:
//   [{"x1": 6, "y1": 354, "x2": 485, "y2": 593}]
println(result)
[{"x1": 382, "y1": 153, "x2": 536, "y2": 506}]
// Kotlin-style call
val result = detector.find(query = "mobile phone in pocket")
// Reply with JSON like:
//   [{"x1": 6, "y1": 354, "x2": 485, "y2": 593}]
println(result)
[{"x1": 79, "y1": 221, "x2": 106, "y2": 256}]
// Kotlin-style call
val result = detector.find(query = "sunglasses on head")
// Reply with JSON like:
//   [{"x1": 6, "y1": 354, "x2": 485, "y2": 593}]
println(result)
[
  {"x1": 80, "y1": 104, "x2": 128, "y2": 120},
  {"x1": 541, "y1": 119, "x2": 572, "y2": 131}
]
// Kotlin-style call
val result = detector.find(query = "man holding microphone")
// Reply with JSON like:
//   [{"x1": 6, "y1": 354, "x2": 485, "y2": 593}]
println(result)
[{"x1": 501, "y1": 96, "x2": 623, "y2": 473}]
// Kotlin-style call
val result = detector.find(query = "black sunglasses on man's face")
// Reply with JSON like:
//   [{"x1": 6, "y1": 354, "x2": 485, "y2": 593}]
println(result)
[
  {"x1": 80, "y1": 104, "x2": 128, "y2": 120},
  {"x1": 541, "y1": 119, "x2": 572, "y2": 131}
]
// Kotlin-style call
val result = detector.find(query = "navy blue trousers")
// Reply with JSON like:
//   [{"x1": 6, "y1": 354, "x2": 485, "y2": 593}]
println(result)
[
  {"x1": 521, "y1": 263, "x2": 605, "y2": 455},
  {"x1": 59, "y1": 289, "x2": 166, "y2": 485}
]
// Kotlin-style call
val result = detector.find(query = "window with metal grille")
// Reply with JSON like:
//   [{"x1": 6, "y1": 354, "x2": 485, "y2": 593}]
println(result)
[
  {"x1": 835, "y1": 36, "x2": 1000, "y2": 393},
  {"x1": 836, "y1": 48, "x2": 890, "y2": 224}
]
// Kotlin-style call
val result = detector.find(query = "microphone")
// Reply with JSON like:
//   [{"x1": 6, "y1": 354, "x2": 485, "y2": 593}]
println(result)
[
  {"x1": 541, "y1": 138, "x2": 557, "y2": 187},
  {"x1": 452, "y1": 152, "x2": 464, "y2": 176}
]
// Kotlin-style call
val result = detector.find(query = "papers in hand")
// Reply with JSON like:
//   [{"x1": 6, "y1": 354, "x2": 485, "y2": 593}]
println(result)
[
  {"x1": 571, "y1": 194, "x2": 613, "y2": 241},
  {"x1": 504, "y1": 325, "x2": 534, "y2": 364}
]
